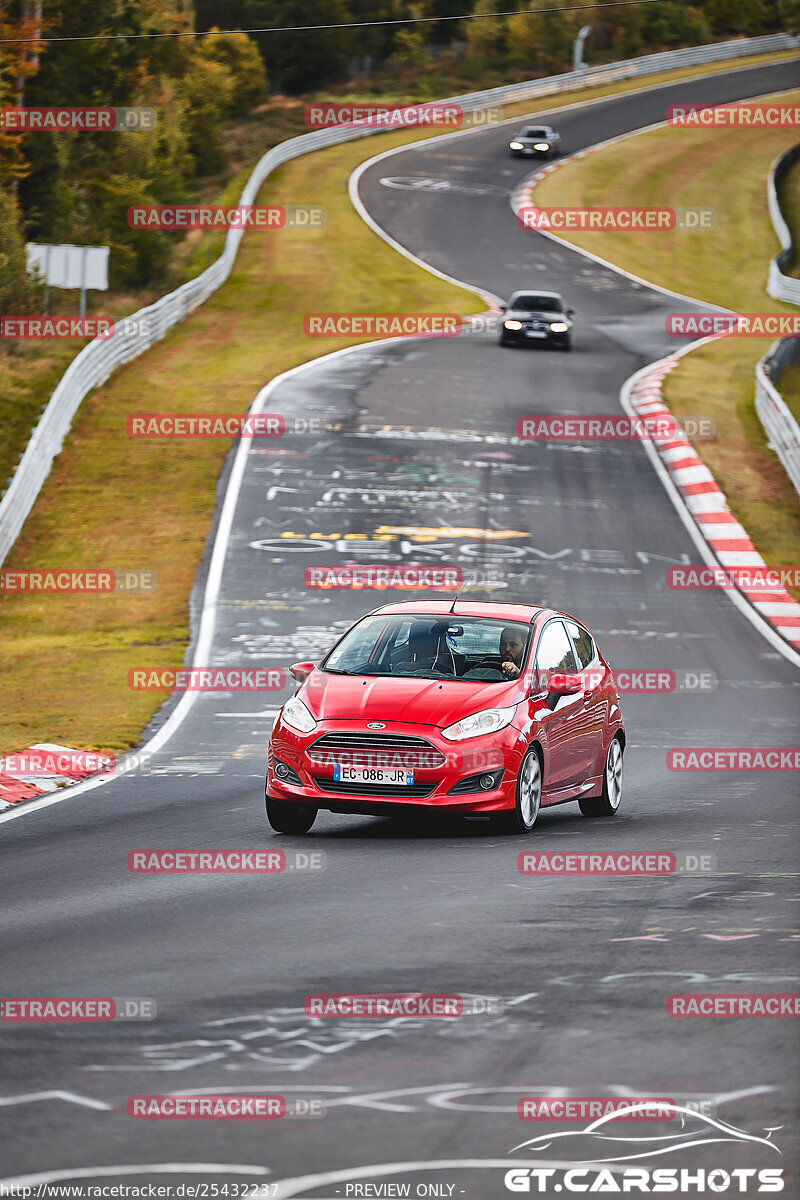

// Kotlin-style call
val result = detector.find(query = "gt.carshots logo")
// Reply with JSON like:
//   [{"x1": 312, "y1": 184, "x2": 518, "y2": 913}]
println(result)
[{"x1": 503, "y1": 1167, "x2": 784, "y2": 1192}]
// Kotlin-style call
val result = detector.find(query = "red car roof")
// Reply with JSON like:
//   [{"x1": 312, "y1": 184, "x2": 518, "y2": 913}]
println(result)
[{"x1": 370, "y1": 600, "x2": 546, "y2": 623}]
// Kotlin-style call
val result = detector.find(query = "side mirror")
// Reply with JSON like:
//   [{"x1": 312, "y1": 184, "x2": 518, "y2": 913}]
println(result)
[
  {"x1": 289, "y1": 661, "x2": 315, "y2": 683},
  {"x1": 548, "y1": 672, "x2": 582, "y2": 696},
  {"x1": 499, "y1": 304, "x2": 507, "y2": 312},
  {"x1": 566, "y1": 308, "x2": 575, "y2": 317}
]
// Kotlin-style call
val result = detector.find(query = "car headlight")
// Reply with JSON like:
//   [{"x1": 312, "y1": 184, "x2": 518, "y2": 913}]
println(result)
[
  {"x1": 282, "y1": 696, "x2": 317, "y2": 734},
  {"x1": 549, "y1": 321, "x2": 569, "y2": 332},
  {"x1": 509, "y1": 141, "x2": 524, "y2": 149},
  {"x1": 533, "y1": 142, "x2": 550, "y2": 151},
  {"x1": 503, "y1": 319, "x2": 523, "y2": 330},
  {"x1": 441, "y1": 705, "x2": 517, "y2": 741}
]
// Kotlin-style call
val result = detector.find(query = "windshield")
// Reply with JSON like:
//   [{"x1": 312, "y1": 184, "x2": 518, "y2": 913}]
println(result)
[
  {"x1": 322, "y1": 615, "x2": 532, "y2": 682},
  {"x1": 509, "y1": 294, "x2": 564, "y2": 313},
  {"x1": 521, "y1": 128, "x2": 549, "y2": 138}
]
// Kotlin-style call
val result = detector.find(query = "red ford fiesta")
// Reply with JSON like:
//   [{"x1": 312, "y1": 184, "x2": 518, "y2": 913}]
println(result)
[{"x1": 266, "y1": 600, "x2": 625, "y2": 835}]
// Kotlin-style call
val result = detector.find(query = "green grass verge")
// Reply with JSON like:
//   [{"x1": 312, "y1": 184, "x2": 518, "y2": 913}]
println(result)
[
  {"x1": 533, "y1": 89, "x2": 800, "y2": 597},
  {"x1": 2, "y1": 48, "x2": 795, "y2": 498}
]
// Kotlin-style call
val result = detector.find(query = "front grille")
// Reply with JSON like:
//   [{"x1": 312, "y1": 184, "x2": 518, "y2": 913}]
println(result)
[
  {"x1": 312, "y1": 777, "x2": 436, "y2": 798},
  {"x1": 307, "y1": 731, "x2": 445, "y2": 770}
]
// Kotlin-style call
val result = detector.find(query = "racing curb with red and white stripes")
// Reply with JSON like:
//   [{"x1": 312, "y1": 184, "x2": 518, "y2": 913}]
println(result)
[
  {"x1": 510, "y1": 149, "x2": 800, "y2": 656},
  {"x1": 0, "y1": 743, "x2": 109, "y2": 811}
]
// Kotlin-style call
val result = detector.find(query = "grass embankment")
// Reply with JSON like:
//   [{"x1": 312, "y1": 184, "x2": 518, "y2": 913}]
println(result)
[
  {"x1": 533, "y1": 90, "x2": 800, "y2": 585},
  {"x1": 2, "y1": 48, "x2": 795, "y2": 495},
  {"x1": 2, "y1": 52, "x2": 798, "y2": 755}
]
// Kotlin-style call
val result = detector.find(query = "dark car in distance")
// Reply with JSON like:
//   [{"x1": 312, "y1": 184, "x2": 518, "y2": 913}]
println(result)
[
  {"x1": 499, "y1": 291, "x2": 574, "y2": 350},
  {"x1": 509, "y1": 125, "x2": 561, "y2": 158}
]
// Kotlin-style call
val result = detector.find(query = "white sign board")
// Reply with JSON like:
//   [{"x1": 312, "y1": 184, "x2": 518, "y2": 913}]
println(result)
[{"x1": 26, "y1": 243, "x2": 109, "y2": 291}]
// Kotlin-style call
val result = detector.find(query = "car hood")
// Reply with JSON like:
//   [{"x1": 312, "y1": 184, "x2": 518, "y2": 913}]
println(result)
[{"x1": 300, "y1": 671, "x2": 527, "y2": 729}]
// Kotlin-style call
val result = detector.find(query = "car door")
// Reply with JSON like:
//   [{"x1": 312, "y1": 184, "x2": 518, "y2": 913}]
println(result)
[
  {"x1": 564, "y1": 619, "x2": 606, "y2": 784},
  {"x1": 530, "y1": 618, "x2": 593, "y2": 793}
]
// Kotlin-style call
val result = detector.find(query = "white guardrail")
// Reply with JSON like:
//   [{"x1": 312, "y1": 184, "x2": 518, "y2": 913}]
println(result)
[
  {"x1": 767, "y1": 144, "x2": 800, "y2": 305},
  {"x1": 758, "y1": 144, "x2": 800, "y2": 497},
  {"x1": 1, "y1": 31, "x2": 798, "y2": 566}
]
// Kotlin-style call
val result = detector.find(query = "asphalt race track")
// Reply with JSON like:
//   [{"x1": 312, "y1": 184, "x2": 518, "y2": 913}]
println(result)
[{"x1": 1, "y1": 59, "x2": 799, "y2": 1196}]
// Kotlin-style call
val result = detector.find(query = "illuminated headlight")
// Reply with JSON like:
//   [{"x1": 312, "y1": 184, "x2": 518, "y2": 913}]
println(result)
[
  {"x1": 533, "y1": 142, "x2": 550, "y2": 151},
  {"x1": 549, "y1": 321, "x2": 569, "y2": 332},
  {"x1": 509, "y1": 141, "x2": 524, "y2": 150},
  {"x1": 441, "y1": 705, "x2": 517, "y2": 741},
  {"x1": 282, "y1": 696, "x2": 317, "y2": 734},
  {"x1": 503, "y1": 319, "x2": 523, "y2": 330}
]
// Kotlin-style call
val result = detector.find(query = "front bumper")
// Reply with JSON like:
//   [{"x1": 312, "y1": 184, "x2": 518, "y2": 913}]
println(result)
[
  {"x1": 267, "y1": 720, "x2": 525, "y2": 815},
  {"x1": 502, "y1": 327, "x2": 570, "y2": 346}
]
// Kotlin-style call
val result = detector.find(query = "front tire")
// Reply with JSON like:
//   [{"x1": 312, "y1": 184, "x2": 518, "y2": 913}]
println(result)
[
  {"x1": 494, "y1": 747, "x2": 542, "y2": 833},
  {"x1": 266, "y1": 794, "x2": 318, "y2": 834},
  {"x1": 579, "y1": 736, "x2": 623, "y2": 818}
]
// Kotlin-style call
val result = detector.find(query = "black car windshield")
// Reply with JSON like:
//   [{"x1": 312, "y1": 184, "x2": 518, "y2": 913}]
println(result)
[
  {"x1": 510, "y1": 294, "x2": 564, "y2": 312},
  {"x1": 521, "y1": 128, "x2": 549, "y2": 138},
  {"x1": 322, "y1": 615, "x2": 532, "y2": 682}
]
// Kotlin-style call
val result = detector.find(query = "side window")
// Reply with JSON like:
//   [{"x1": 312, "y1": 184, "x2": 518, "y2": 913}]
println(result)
[
  {"x1": 565, "y1": 620, "x2": 595, "y2": 669},
  {"x1": 534, "y1": 620, "x2": 577, "y2": 675}
]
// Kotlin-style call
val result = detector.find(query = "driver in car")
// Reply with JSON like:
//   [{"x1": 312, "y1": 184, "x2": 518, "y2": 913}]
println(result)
[
  {"x1": 393, "y1": 625, "x2": 464, "y2": 675},
  {"x1": 499, "y1": 626, "x2": 526, "y2": 679}
]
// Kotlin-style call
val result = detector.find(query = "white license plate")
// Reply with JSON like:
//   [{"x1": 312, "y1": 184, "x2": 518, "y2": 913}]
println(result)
[
  {"x1": 333, "y1": 765, "x2": 414, "y2": 786},
  {"x1": 525, "y1": 330, "x2": 547, "y2": 338}
]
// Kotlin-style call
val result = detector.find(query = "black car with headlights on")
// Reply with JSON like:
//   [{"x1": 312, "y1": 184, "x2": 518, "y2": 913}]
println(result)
[
  {"x1": 499, "y1": 290, "x2": 573, "y2": 350},
  {"x1": 509, "y1": 125, "x2": 561, "y2": 158}
]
